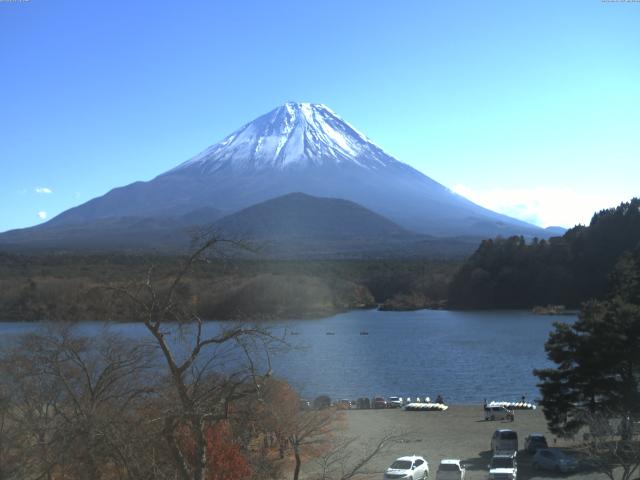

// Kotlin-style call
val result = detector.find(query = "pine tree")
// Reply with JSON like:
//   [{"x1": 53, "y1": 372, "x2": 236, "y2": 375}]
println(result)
[{"x1": 534, "y1": 248, "x2": 640, "y2": 437}]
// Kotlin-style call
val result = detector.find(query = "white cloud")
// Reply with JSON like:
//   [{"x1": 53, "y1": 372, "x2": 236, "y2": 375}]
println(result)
[
  {"x1": 37, "y1": 211, "x2": 47, "y2": 220},
  {"x1": 35, "y1": 187, "x2": 53, "y2": 194},
  {"x1": 451, "y1": 184, "x2": 626, "y2": 228}
]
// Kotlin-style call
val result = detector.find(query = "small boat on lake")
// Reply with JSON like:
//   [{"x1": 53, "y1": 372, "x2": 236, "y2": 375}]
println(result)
[
  {"x1": 360, "y1": 331, "x2": 369, "y2": 335},
  {"x1": 326, "y1": 331, "x2": 335, "y2": 335}
]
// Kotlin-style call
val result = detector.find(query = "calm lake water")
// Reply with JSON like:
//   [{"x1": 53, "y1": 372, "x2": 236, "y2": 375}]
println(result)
[{"x1": 0, "y1": 309, "x2": 575, "y2": 404}]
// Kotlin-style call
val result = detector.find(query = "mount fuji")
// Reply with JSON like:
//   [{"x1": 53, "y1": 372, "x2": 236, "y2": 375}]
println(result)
[{"x1": 1, "y1": 102, "x2": 549, "y2": 252}]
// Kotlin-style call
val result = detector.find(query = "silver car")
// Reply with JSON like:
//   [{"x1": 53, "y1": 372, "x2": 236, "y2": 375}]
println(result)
[
  {"x1": 532, "y1": 448, "x2": 578, "y2": 473},
  {"x1": 491, "y1": 429, "x2": 518, "y2": 453},
  {"x1": 436, "y1": 459, "x2": 465, "y2": 480}
]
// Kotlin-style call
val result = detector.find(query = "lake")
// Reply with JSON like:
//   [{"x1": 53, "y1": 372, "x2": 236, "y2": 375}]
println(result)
[{"x1": 0, "y1": 309, "x2": 574, "y2": 404}]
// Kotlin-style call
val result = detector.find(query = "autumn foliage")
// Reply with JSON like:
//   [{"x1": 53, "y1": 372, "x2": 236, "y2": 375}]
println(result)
[
  {"x1": 205, "y1": 422, "x2": 252, "y2": 480},
  {"x1": 178, "y1": 421, "x2": 252, "y2": 480}
]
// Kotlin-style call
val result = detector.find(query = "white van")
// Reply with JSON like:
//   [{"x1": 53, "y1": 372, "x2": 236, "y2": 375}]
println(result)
[{"x1": 484, "y1": 405, "x2": 513, "y2": 421}]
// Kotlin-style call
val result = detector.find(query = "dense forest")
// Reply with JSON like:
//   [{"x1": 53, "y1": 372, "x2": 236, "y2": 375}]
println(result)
[
  {"x1": 4, "y1": 199, "x2": 638, "y2": 320},
  {"x1": 0, "y1": 252, "x2": 457, "y2": 321},
  {"x1": 448, "y1": 198, "x2": 640, "y2": 309}
]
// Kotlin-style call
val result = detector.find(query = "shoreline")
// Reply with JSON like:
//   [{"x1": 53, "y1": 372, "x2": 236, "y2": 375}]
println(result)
[{"x1": 0, "y1": 306, "x2": 580, "y2": 323}]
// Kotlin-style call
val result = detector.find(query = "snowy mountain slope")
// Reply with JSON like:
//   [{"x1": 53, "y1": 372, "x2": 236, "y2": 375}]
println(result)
[
  {"x1": 170, "y1": 102, "x2": 403, "y2": 172},
  {"x1": 9, "y1": 102, "x2": 547, "y2": 241}
]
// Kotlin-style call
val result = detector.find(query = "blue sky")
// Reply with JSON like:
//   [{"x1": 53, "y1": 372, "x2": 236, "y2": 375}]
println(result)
[{"x1": 1, "y1": 0, "x2": 638, "y2": 232}]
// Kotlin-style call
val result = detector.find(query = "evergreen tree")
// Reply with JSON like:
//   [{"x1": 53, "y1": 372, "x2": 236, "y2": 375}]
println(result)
[
  {"x1": 534, "y1": 248, "x2": 640, "y2": 436},
  {"x1": 449, "y1": 198, "x2": 640, "y2": 309}
]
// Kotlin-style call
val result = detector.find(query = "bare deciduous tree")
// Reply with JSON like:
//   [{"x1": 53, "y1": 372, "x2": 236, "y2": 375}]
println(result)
[
  {"x1": 0, "y1": 326, "x2": 157, "y2": 479},
  {"x1": 110, "y1": 235, "x2": 283, "y2": 480},
  {"x1": 313, "y1": 431, "x2": 404, "y2": 480},
  {"x1": 580, "y1": 410, "x2": 640, "y2": 480},
  {"x1": 2, "y1": 234, "x2": 382, "y2": 480}
]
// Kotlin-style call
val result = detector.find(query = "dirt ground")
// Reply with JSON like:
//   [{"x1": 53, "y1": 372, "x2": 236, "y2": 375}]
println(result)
[{"x1": 301, "y1": 405, "x2": 609, "y2": 480}]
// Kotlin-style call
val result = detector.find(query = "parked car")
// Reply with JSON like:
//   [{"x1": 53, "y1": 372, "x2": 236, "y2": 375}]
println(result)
[
  {"x1": 388, "y1": 396, "x2": 403, "y2": 408},
  {"x1": 485, "y1": 405, "x2": 514, "y2": 421},
  {"x1": 532, "y1": 448, "x2": 578, "y2": 473},
  {"x1": 436, "y1": 459, "x2": 465, "y2": 480},
  {"x1": 491, "y1": 429, "x2": 518, "y2": 453},
  {"x1": 488, "y1": 451, "x2": 517, "y2": 480},
  {"x1": 383, "y1": 455, "x2": 429, "y2": 480},
  {"x1": 298, "y1": 399, "x2": 311, "y2": 410},
  {"x1": 524, "y1": 433, "x2": 548, "y2": 454},
  {"x1": 373, "y1": 396, "x2": 388, "y2": 409}
]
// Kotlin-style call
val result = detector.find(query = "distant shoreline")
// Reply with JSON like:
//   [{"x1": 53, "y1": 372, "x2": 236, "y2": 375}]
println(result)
[{"x1": 0, "y1": 306, "x2": 581, "y2": 324}]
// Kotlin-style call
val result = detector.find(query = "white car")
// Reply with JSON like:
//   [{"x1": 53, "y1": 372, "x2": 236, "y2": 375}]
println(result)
[
  {"x1": 388, "y1": 396, "x2": 403, "y2": 408},
  {"x1": 383, "y1": 455, "x2": 429, "y2": 480},
  {"x1": 484, "y1": 405, "x2": 513, "y2": 421},
  {"x1": 436, "y1": 459, "x2": 465, "y2": 480},
  {"x1": 488, "y1": 452, "x2": 517, "y2": 480}
]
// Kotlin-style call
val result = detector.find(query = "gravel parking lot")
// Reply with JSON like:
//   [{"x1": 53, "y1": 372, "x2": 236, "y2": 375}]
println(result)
[{"x1": 315, "y1": 405, "x2": 609, "y2": 480}]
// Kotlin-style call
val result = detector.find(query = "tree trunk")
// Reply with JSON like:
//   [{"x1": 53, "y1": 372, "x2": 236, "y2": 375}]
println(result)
[
  {"x1": 293, "y1": 441, "x2": 301, "y2": 480},
  {"x1": 192, "y1": 416, "x2": 207, "y2": 480},
  {"x1": 164, "y1": 418, "x2": 192, "y2": 480}
]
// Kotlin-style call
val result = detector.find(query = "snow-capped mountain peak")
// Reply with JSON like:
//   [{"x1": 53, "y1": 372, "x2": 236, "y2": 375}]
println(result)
[
  {"x1": 17, "y1": 102, "x2": 548, "y2": 242},
  {"x1": 173, "y1": 102, "x2": 400, "y2": 173}
]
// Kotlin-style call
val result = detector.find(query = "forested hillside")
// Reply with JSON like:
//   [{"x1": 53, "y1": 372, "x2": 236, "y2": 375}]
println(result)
[
  {"x1": 0, "y1": 253, "x2": 456, "y2": 321},
  {"x1": 448, "y1": 198, "x2": 640, "y2": 309}
]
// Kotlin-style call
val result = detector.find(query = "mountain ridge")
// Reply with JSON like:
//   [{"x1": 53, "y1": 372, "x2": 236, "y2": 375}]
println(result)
[
  {"x1": 2, "y1": 102, "x2": 551, "y2": 250},
  {"x1": 0, "y1": 193, "x2": 481, "y2": 258}
]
